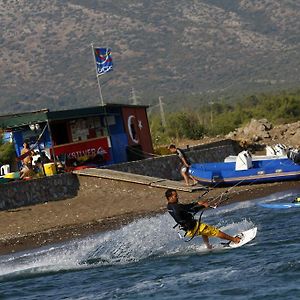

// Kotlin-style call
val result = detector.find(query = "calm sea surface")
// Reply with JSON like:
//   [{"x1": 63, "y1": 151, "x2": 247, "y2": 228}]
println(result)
[{"x1": 0, "y1": 189, "x2": 300, "y2": 300}]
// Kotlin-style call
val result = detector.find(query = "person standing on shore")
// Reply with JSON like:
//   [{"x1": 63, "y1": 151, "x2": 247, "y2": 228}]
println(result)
[
  {"x1": 168, "y1": 144, "x2": 198, "y2": 186},
  {"x1": 20, "y1": 142, "x2": 34, "y2": 179},
  {"x1": 165, "y1": 189, "x2": 241, "y2": 249}
]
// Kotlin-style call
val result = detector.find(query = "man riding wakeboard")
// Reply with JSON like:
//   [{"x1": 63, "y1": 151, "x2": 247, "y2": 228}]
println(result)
[{"x1": 165, "y1": 188, "x2": 241, "y2": 249}]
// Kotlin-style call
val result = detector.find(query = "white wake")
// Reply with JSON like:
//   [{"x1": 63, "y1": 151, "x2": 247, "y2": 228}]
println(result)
[{"x1": 0, "y1": 198, "x2": 262, "y2": 279}]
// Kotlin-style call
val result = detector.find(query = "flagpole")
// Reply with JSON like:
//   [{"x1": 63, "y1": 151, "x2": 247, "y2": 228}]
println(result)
[{"x1": 91, "y1": 43, "x2": 104, "y2": 106}]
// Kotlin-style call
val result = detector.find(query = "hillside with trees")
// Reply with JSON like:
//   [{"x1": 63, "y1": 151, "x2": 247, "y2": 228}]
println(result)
[
  {"x1": 149, "y1": 89, "x2": 300, "y2": 146},
  {"x1": 0, "y1": 0, "x2": 300, "y2": 113}
]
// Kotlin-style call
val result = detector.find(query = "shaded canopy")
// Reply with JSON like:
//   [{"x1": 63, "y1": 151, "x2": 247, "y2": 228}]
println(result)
[
  {"x1": 0, "y1": 104, "x2": 149, "y2": 130},
  {"x1": 0, "y1": 103, "x2": 148, "y2": 130}
]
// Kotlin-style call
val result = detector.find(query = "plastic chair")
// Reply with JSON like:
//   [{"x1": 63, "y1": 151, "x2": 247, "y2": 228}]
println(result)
[{"x1": 0, "y1": 164, "x2": 10, "y2": 176}]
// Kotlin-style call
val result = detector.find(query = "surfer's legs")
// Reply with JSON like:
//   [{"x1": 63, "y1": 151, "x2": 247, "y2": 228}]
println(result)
[
  {"x1": 187, "y1": 223, "x2": 240, "y2": 247},
  {"x1": 217, "y1": 231, "x2": 241, "y2": 244},
  {"x1": 201, "y1": 235, "x2": 213, "y2": 249},
  {"x1": 201, "y1": 231, "x2": 240, "y2": 249}
]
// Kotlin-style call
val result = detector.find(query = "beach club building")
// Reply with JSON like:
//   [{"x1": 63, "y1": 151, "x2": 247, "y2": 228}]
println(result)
[{"x1": 0, "y1": 104, "x2": 154, "y2": 169}]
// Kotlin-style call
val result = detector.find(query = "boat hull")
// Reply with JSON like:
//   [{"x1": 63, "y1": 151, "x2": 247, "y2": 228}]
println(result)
[
  {"x1": 189, "y1": 158, "x2": 300, "y2": 186},
  {"x1": 224, "y1": 155, "x2": 287, "y2": 162}
]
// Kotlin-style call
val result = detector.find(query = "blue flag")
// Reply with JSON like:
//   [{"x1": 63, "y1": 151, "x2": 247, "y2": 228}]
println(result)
[{"x1": 94, "y1": 48, "x2": 113, "y2": 76}]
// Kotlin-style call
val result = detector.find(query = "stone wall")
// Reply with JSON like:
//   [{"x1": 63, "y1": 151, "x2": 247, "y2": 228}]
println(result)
[
  {"x1": 0, "y1": 173, "x2": 79, "y2": 210},
  {"x1": 106, "y1": 139, "x2": 241, "y2": 180}
]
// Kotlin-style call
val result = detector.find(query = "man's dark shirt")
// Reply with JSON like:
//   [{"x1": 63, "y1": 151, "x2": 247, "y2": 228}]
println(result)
[
  {"x1": 176, "y1": 148, "x2": 190, "y2": 166},
  {"x1": 167, "y1": 202, "x2": 205, "y2": 231}
]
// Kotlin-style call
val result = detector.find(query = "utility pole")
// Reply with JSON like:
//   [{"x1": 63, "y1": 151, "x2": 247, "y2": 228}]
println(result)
[
  {"x1": 130, "y1": 87, "x2": 139, "y2": 105},
  {"x1": 159, "y1": 96, "x2": 167, "y2": 128},
  {"x1": 209, "y1": 101, "x2": 214, "y2": 127}
]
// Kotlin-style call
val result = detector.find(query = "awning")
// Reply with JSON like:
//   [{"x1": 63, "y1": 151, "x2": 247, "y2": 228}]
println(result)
[
  {"x1": 0, "y1": 104, "x2": 149, "y2": 129},
  {"x1": 47, "y1": 106, "x2": 107, "y2": 121},
  {"x1": 0, "y1": 109, "x2": 49, "y2": 130}
]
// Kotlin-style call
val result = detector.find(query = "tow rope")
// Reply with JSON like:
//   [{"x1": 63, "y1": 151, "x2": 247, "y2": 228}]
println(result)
[
  {"x1": 175, "y1": 187, "x2": 232, "y2": 242},
  {"x1": 183, "y1": 207, "x2": 206, "y2": 242},
  {"x1": 175, "y1": 188, "x2": 212, "y2": 242}
]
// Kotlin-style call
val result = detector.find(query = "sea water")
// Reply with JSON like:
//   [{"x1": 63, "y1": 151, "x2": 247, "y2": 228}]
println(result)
[{"x1": 0, "y1": 190, "x2": 300, "y2": 300}]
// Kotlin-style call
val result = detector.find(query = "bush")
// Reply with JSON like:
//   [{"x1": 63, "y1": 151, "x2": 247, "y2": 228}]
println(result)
[
  {"x1": 0, "y1": 132, "x2": 15, "y2": 165},
  {"x1": 166, "y1": 112, "x2": 205, "y2": 140}
]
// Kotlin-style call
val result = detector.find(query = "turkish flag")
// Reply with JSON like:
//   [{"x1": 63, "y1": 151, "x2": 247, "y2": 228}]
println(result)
[{"x1": 121, "y1": 107, "x2": 154, "y2": 156}]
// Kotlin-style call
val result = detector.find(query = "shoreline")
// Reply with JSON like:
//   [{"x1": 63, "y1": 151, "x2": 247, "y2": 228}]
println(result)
[
  {"x1": 1, "y1": 179, "x2": 300, "y2": 256},
  {"x1": 0, "y1": 210, "x2": 163, "y2": 256}
]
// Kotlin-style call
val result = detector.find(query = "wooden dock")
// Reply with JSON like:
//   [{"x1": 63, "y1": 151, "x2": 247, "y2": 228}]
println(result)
[{"x1": 73, "y1": 168, "x2": 207, "y2": 192}]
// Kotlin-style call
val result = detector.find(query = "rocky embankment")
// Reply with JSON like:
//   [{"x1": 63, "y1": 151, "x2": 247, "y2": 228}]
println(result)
[
  {"x1": 226, "y1": 119, "x2": 300, "y2": 151},
  {"x1": 176, "y1": 119, "x2": 300, "y2": 154}
]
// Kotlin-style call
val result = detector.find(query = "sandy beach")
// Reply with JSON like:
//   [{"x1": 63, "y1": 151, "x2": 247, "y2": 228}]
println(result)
[{"x1": 1, "y1": 177, "x2": 300, "y2": 255}]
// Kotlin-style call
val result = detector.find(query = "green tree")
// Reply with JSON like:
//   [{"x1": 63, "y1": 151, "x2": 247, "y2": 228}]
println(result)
[
  {"x1": 0, "y1": 131, "x2": 15, "y2": 165},
  {"x1": 166, "y1": 111, "x2": 205, "y2": 140},
  {"x1": 150, "y1": 88, "x2": 300, "y2": 146},
  {"x1": 149, "y1": 114, "x2": 169, "y2": 146}
]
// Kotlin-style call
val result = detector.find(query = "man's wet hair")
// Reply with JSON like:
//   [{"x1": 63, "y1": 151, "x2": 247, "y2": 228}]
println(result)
[
  {"x1": 168, "y1": 144, "x2": 176, "y2": 150},
  {"x1": 165, "y1": 188, "x2": 176, "y2": 199}
]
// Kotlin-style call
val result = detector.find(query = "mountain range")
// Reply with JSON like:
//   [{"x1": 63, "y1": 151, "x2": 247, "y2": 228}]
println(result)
[{"x1": 1, "y1": 0, "x2": 300, "y2": 114}]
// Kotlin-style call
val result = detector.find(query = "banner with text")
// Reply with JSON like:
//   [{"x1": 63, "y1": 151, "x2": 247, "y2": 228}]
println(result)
[{"x1": 51, "y1": 137, "x2": 110, "y2": 161}]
